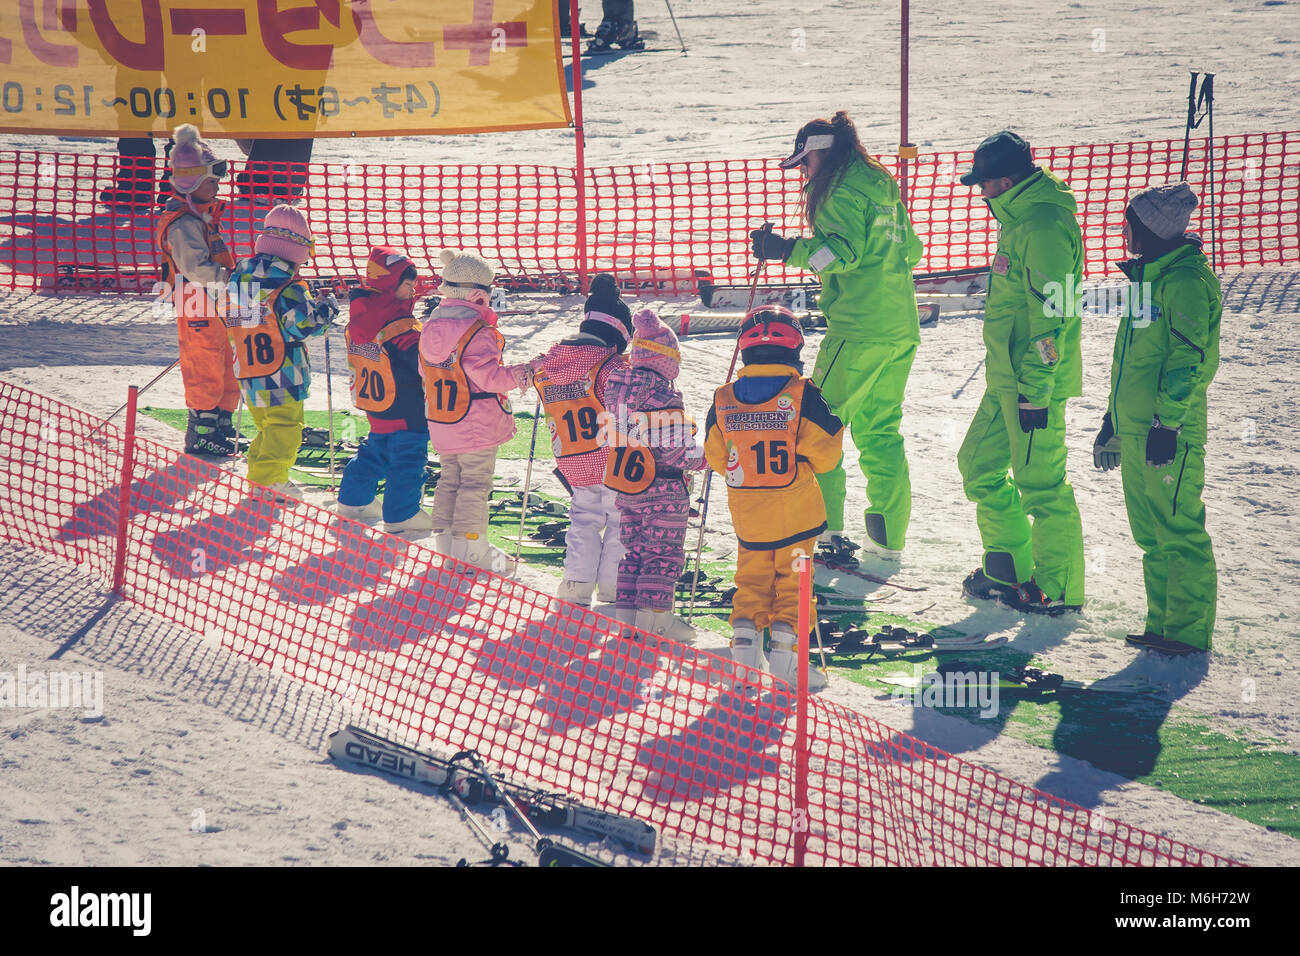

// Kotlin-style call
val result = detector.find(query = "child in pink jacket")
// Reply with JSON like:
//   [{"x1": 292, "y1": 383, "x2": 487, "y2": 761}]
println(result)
[
  {"x1": 527, "y1": 273, "x2": 634, "y2": 608},
  {"x1": 419, "y1": 249, "x2": 530, "y2": 572}
]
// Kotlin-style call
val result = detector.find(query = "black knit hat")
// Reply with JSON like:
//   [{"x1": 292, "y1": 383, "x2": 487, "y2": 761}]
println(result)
[{"x1": 580, "y1": 273, "x2": 634, "y2": 352}]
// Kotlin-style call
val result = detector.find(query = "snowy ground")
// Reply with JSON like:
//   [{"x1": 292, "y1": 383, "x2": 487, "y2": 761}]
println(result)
[
  {"x1": 3, "y1": 264, "x2": 1298, "y2": 865},
  {"x1": 2, "y1": 0, "x2": 1298, "y2": 865}
]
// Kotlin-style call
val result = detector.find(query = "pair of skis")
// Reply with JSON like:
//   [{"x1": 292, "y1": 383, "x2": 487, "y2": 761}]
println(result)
[{"x1": 328, "y1": 725, "x2": 656, "y2": 865}]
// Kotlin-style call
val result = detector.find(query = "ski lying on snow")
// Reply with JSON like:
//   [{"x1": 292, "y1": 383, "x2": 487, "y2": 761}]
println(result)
[
  {"x1": 328, "y1": 725, "x2": 656, "y2": 855},
  {"x1": 813, "y1": 557, "x2": 928, "y2": 592}
]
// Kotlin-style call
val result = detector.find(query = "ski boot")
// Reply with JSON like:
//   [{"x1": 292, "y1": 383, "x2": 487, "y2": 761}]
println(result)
[
  {"x1": 335, "y1": 498, "x2": 383, "y2": 524},
  {"x1": 768, "y1": 623, "x2": 827, "y2": 691},
  {"x1": 385, "y1": 508, "x2": 434, "y2": 539},
  {"x1": 729, "y1": 619, "x2": 765, "y2": 674},
  {"x1": 962, "y1": 567, "x2": 1017, "y2": 603},
  {"x1": 816, "y1": 531, "x2": 860, "y2": 568},
  {"x1": 587, "y1": 17, "x2": 643, "y2": 53},
  {"x1": 1000, "y1": 579, "x2": 1082, "y2": 617},
  {"x1": 452, "y1": 532, "x2": 514, "y2": 577},
  {"x1": 635, "y1": 608, "x2": 696, "y2": 646},
  {"x1": 1125, "y1": 631, "x2": 1206, "y2": 656},
  {"x1": 185, "y1": 408, "x2": 236, "y2": 456},
  {"x1": 264, "y1": 481, "x2": 304, "y2": 504},
  {"x1": 557, "y1": 579, "x2": 596, "y2": 608}
]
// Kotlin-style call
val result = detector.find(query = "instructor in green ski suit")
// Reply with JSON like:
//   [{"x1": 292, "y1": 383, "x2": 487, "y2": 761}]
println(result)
[
  {"x1": 1093, "y1": 182, "x2": 1219, "y2": 655},
  {"x1": 751, "y1": 110, "x2": 922, "y2": 555},
  {"x1": 956, "y1": 131, "x2": 1086, "y2": 614}
]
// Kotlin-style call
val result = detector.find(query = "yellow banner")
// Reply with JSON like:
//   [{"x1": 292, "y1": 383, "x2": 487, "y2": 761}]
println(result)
[{"x1": 0, "y1": 0, "x2": 571, "y2": 137}]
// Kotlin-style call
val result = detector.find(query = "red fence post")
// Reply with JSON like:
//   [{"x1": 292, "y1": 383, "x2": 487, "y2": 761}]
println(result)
[
  {"x1": 794, "y1": 550, "x2": 812, "y2": 866},
  {"x1": 110, "y1": 385, "x2": 139, "y2": 595},
  {"x1": 570, "y1": 1, "x2": 590, "y2": 294}
]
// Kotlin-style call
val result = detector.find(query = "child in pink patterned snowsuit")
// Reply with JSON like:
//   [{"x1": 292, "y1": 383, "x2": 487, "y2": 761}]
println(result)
[
  {"x1": 528, "y1": 273, "x2": 634, "y2": 608},
  {"x1": 605, "y1": 308, "x2": 705, "y2": 644}
]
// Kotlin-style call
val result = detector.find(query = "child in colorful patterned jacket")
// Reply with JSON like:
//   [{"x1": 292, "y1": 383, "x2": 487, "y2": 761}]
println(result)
[{"x1": 226, "y1": 204, "x2": 337, "y2": 498}]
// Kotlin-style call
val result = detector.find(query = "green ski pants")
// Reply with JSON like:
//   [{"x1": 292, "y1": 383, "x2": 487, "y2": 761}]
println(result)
[
  {"x1": 1120, "y1": 436, "x2": 1216, "y2": 648},
  {"x1": 957, "y1": 389, "x2": 1085, "y2": 604},
  {"x1": 811, "y1": 337, "x2": 915, "y2": 551}
]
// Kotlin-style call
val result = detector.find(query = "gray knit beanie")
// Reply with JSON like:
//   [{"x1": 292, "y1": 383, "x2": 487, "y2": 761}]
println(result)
[{"x1": 1128, "y1": 182, "x2": 1199, "y2": 240}]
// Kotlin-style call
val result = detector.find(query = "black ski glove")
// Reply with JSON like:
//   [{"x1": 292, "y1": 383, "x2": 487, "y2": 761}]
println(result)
[
  {"x1": 1017, "y1": 394, "x2": 1048, "y2": 433},
  {"x1": 1092, "y1": 413, "x2": 1121, "y2": 471},
  {"x1": 1145, "y1": 417, "x2": 1180, "y2": 467},
  {"x1": 751, "y1": 229, "x2": 796, "y2": 262}
]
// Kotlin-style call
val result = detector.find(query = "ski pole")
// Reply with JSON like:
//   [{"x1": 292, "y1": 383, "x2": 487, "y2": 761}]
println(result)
[
  {"x1": 514, "y1": 399, "x2": 542, "y2": 570},
  {"x1": 812, "y1": 615, "x2": 829, "y2": 672},
  {"x1": 234, "y1": 393, "x2": 245, "y2": 460},
  {"x1": 1203, "y1": 73, "x2": 1216, "y2": 270},
  {"x1": 460, "y1": 748, "x2": 607, "y2": 867},
  {"x1": 663, "y1": 0, "x2": 687, "y2": 53},
  {"x1": 443, "y1": 753, "x2": 519, "y2": 867},
  {"x1": 88, "y1": 359, "x2": 181, "y2": 439},
  {"x1": 1180, "y1": 71, "x2": 1199, "y2": 181},
  {"x1": 324, "y1": 331, "x2": 337, "y2": 490},
  {"x1": 686, "y1": 225, "x2": 772, "y2": 620}
]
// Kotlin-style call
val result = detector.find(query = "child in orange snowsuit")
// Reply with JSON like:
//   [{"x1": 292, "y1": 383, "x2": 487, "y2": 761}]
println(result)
[{"x1": 704, "y1": 306, "x2": 844, "y2": 688}]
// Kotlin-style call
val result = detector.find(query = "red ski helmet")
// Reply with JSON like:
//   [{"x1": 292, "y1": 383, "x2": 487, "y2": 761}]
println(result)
[{"x1": 738, "y1": 305, "x2": 805, "y2": 367}]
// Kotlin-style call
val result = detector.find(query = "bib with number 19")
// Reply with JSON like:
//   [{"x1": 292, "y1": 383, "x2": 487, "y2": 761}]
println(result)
[
  {"x1": 713, "y1": 378, "x2": 806, "y2": 489},
  {"x1": 533, "y1": 357, "x2": 613, "y2": 458}
]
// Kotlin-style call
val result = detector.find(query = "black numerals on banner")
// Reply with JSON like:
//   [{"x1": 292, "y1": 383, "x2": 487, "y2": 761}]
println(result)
[
  {"x1": 561, "y1": 407, "x2": 599, "y2": 443},
  {"x1": 358, "y1": 368, "x2": 386, "y2": 402},
  {"x1": 610, "y1": 447, "x2": 647, "y2": 483},
  {"x1": 749, "y1": 439, "x2": 790, "y2": 475}
]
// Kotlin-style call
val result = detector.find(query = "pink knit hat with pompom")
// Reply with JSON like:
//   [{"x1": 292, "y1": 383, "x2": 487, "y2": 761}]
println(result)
[
  {"x1": 629, "y1": 307, "x2": 681, "y2": 380},
  {"x1": 255, "y1": 204, "x2": 312, "y2": 266},
  {"x1": 169, "y1": 123, "x2": 224, "y2": 195}
]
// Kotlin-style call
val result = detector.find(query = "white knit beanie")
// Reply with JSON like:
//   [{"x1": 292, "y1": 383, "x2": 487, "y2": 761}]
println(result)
[{"x1": 438, "y1": 249, "x2": 496, "y2": 296}]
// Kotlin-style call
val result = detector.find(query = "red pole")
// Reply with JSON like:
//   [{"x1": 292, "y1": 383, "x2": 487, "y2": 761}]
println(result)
[
  {"x1": 570, "y1": 2, "x2": 590, "y2": 294},
  {"x1": 111, "y1": 385, "x2": 139, "y2": 595},
  {"x1": 793, "y1": 550, "x2": 812, "y2": 866}
]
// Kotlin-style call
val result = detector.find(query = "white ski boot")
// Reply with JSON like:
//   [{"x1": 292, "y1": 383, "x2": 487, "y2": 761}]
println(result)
[
  {"x1": 614, "y1": 605, "x2": 638, "y2": 637},
  {"x1": 729, "y1": 619, "x2": 765, "y2": 674},
  {"x1": 557, "y1": 579, "x2": 595, "y2": 608},
  {"x1": 634, "y1": 608, "x2": 696, "y2": 645},
  {"x1": 768, "y1": 623, "x2": 828, "y2": 691},
  {"x1": 431, "y1": 530, "x2": 452, "y2": 555},
  {"x1": 264, "y1": 480, "x2": 304, "y2": 503},
  {"x1": 385, "y1": 508, "x2": 434, "y2": 539},
  {"x1": 335, "y1": 498, "x2": 382, "y2": 524},
  {"x1": 454, "y1": 532, "x2": 514, "y2": 577}
]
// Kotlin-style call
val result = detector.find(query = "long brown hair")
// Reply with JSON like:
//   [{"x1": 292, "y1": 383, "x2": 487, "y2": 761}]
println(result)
[{"x1": 798, "y1": 110, "x2": 888, "y2": 227}]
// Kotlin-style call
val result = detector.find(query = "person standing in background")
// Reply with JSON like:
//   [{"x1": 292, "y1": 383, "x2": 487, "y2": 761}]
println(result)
[
  {"x1": 1095, "y1": 183, "x2": 1220, "y2": 655},
  {"x1": 956, "y1": 131, "x2": 1085, "y2": 616},
  {"x1": 751, "y1": 111, "x2": 922, "y2": 562}
]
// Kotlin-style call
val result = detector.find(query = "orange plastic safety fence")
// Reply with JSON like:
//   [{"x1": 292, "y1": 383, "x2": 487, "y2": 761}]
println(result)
[
  {"x1": 0, "y1": 131, "x2": 1294, "y2": 296},
  {"x1": 0, "y1": 381, "x2": 1239, "y2": 866}
]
